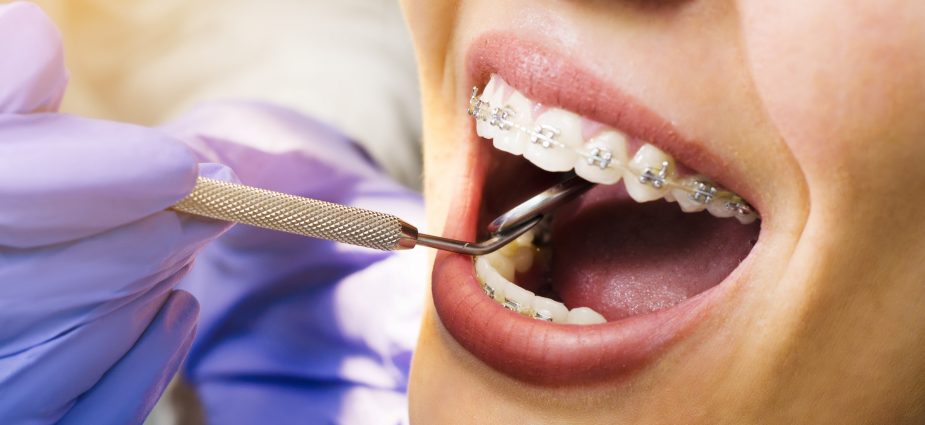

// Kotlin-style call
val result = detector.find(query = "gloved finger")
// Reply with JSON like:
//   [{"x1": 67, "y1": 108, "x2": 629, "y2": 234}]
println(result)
[
  {"x1": 0, "y1": 189, "x2": 232, "y2": 355},
  {"x1": 0, "y1": 163, "x2": 235, "y2": 423},
  {"x1": 0, "y1": 269, "x2": 188, "y2": 424},
  {"x1": 59, "y1": 290, "x2": 200, "y2": 425},
  {"x1": 0, "y1": 2, "x2": 68, "y2": 114},
  {"x1": 0, "y1": 113, "x2": 199, "y2": 247}
]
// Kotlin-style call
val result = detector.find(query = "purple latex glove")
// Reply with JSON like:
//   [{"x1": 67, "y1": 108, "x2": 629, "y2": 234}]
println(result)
[
  {"x1": 163, "y1": 101, "x2": 426, "y2": 424},
  {"x1": 0, "y1": 3, "x2": 234, "y2": 423}
]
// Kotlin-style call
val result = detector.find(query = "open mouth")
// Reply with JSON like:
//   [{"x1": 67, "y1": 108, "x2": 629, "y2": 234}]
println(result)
[{"x1": 431, "y1": 33, "x2": 763, "y2": 385}]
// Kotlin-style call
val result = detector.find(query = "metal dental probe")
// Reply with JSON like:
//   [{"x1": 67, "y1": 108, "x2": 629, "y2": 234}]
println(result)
[{"x1": 170, "y1": 173, "x2": 593, "y2": 255}]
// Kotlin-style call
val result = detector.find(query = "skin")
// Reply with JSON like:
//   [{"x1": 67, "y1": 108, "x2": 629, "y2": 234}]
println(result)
[{"x1": 400, "y1": 0, "x2": 925, "y2": 423}]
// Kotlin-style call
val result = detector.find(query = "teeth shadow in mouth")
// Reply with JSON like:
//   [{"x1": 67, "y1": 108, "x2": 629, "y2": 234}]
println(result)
[{"x1": 477, "y1": 151, "x2": 760, "y2": 324}]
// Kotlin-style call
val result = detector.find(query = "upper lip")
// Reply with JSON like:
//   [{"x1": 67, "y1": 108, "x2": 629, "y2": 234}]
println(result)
[{"x1": 431, "y1": 32, "x2": 759, "y2": 385}]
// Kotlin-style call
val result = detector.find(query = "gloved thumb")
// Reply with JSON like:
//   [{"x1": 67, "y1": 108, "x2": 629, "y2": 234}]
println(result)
[
  {"x1": 58, "y1": 290, "x2": 200, "y2": 425},
  {"x1": 0, "y1": 114, "x2": 200, "y2": 247}
]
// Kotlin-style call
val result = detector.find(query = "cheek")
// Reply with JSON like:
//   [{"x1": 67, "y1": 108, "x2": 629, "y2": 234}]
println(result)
[
  {"x1": 738, "y1": 0, "x2": 925, "y2": 186},
  {"x1": 400, "y1": 0, "x2": 459, "y2": 70}
]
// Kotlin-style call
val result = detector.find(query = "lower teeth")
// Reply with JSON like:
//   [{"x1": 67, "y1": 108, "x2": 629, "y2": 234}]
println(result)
[{"x1": 474, "y1": 230, "x2": 607, "y2": 325}]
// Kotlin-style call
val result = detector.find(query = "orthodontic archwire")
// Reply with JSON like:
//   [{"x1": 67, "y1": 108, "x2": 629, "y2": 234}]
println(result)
[{"x1": 467, "y1": 87, "x2": 756, "y2": 218}]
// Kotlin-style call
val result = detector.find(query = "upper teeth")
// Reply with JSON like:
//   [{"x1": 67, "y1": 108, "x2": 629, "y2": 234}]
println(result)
[{"x1": 469, "y1": 75, "x2": 759, "y2": 224}]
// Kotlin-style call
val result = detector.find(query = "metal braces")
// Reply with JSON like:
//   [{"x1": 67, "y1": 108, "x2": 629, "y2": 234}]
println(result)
[
  {"x1": 479, "y1": 281, "x2": 579, "y2": 322},
  {"x1": 481, "y1": 279, "x2": 556, "y2": 321},
  {"x1": 690, "y1": 180, "x2": 718, "y2": 205},
  {"x1": 502, "y1": 298, "x2": 521, "y2": 312},
  {"x1": 530, "y1": 125, "x2": 560, "y2": 148},
  {"x1": 639, "y1": 161, "x2": 670, "y2": 189},
  {"x1": 725, "y1": 197, "x2": 754, "y2": 216},
  {"x1": 489, "y1": 106, "x2": 515, "y2": 131},
  {"x1": 468, "y1": 88, "x2": 757, "y2": 220},
  {"x1": 533, "y1": 310, "x2": 553, "y2": 321},
  {"x1": 467, "y1": 88, "x2": 489, "y2": 119},
  {"x1": 587, "y1": 146, "x2": 613, "y2": 169}
]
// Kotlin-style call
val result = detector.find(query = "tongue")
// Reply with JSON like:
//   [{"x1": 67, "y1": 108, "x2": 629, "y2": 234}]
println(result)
[{"x1": 549, "y1": 184, "x2": 759, "y2": 321}]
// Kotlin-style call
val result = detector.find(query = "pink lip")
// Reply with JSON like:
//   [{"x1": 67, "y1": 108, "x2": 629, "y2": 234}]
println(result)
[{"x1": 431, "y1": 33, "x2": 756, "y2": 386}]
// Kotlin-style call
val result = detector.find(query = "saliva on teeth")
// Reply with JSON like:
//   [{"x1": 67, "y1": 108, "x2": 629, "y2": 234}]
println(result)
[
  {"x1": 474, "y1": 230, "x2": 607, "y2": 325},
  {"x1": 469, "y1": 74, "x2": 759, "y2": 225}
]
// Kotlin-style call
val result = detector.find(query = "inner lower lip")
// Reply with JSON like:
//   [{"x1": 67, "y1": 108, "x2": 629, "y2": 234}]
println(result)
[{"x1": 430, "y1": 33, "x2": 758, "y2": 386}]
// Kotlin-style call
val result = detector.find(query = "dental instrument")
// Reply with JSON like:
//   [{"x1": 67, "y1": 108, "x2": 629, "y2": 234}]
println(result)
[{"x1": 170, "y1": 173, "x2": 593, "y2": 255}]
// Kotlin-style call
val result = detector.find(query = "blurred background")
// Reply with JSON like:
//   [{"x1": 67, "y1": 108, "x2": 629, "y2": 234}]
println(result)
[
  {"x1": 17, "y1": 0, "x2": 423, "y2": 189},
  {"x1": 4, "y1": 1, "x2": 424, "y2": 423}
]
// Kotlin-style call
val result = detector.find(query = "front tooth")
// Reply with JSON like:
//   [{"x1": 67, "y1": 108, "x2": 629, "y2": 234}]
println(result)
[
  {"x1": 531, "y1": 296, "x2": 568, "y2": 323},
  {"x1": 474, "y1": 256, "x2": 506, "y2": 302},
  {"x1": 574, "y1": 130, "x2": 628, "y2": 185},
  {"x1": 524, "y1": 109, "x2": 581, "y2": 172},
  {"x1": 492, "y1": 91, "x2": 533, "y2": 156},
  {"x1": 625, "y1": 144, "x2": 676, "y2": 202},
  {"x1": 511, "y1": 246, "x2": 534, "y2": 273},
  {"x1": 672, "y1": 176, "x2": 713, "y2": 213},
  {"x1": 498, "y1": 279, "x2": 535, "y2": 314},
  {"x1": 484, "y1": 251, "x2": 516, "y2": 281},
  {"x1": 566, "y1": 307, "x2": 607, "y2": 324}
]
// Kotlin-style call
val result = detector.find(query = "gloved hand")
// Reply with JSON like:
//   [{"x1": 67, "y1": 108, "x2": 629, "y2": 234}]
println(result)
[
  {"x1": 162, "y1": 101, "x2": 427, "y2": 425},
  {"x1": 0, "y1": 3, "x2": 233, "y2": 423}
]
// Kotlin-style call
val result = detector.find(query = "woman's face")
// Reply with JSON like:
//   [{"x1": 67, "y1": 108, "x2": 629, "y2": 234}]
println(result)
[{"x1": 400, "y1": 0, "x2": 925, "y2": 422}]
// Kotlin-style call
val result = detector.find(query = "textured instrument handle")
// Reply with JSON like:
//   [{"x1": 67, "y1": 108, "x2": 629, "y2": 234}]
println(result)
[{"x1": 171, "y1": 177, "x2": 413, "y2": 251}]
